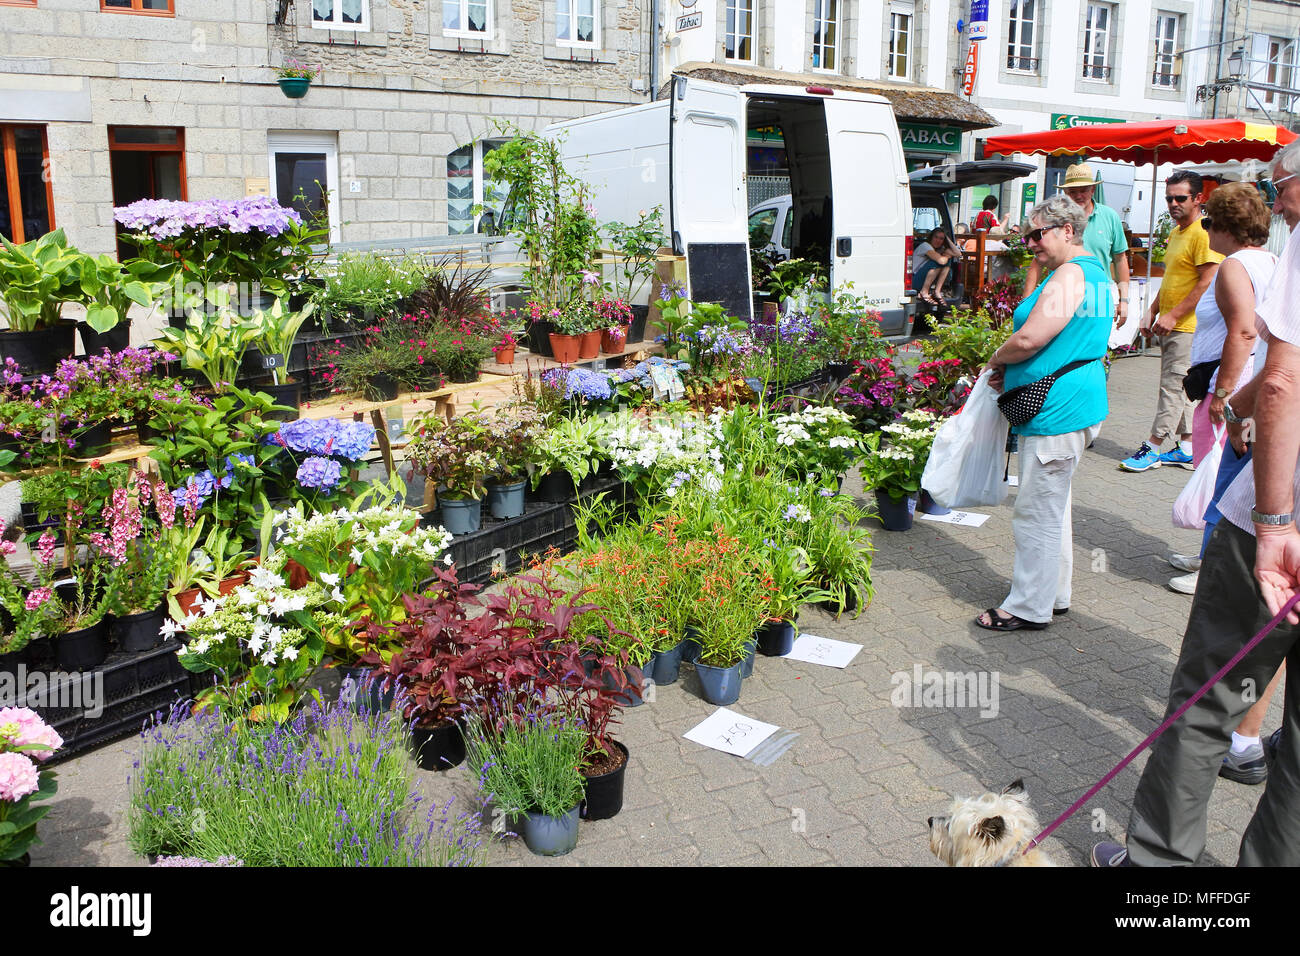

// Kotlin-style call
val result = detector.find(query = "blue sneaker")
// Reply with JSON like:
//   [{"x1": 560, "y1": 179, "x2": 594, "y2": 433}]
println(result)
[
  {"x1": 1120, "y1": 442, "x2": 1162, "y2": 472},
  {"x1": 1158, "y1": 447, "x2": 1195, "y2": 470}
]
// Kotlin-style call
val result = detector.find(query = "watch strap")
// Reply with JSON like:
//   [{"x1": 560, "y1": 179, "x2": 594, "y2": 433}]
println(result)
[{"x1": 1251, "y1": 509, "x2": 1294, "y2": 526}]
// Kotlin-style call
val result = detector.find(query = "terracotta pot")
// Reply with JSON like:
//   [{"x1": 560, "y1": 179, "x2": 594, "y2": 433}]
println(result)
[
  {"x1": 600, "y1": 330, "x2": 625, "y2": 354},
  {"x1": 494, "y1": 346, "x2": 515, "y2": 365},
  {"x1": 578, "y1": 329, "x2": 601, "y2": 359},
  {"x1": 174, "y1": 572, "x2": 250, "y2": 618},
  {"x1": 549, "y1": 333, "x2": 581, "y2": 364}
]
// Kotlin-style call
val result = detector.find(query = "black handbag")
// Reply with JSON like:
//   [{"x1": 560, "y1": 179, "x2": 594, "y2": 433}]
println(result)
[
  {"x1": 996, "y1": 358, "x2": 1099, "y2": 428},
  {"x1": 1182, "y1": 359, "x2": 1221, "y2": 400}
]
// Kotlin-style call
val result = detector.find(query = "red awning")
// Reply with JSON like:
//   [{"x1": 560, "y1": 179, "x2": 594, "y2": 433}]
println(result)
[{"x1": 984, "y1": 119, "x2": 1297, "y2": 166}]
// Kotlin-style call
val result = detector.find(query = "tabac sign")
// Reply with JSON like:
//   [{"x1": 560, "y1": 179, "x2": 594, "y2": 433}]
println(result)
[{"x1": 899, "y1": 122, "x2": 962, "y2": 154}]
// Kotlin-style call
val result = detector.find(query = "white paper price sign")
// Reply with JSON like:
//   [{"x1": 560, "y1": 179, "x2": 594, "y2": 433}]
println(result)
[
  {"x1": 918, "y1": 510, "x2": 990, "y2": 527},
  {"x1": 1007, "y1": 475, "x2": 1019, "y2": 487},
  {"x1": 683, "y1": 708, "x2": 779, "y2": 757},
  {"x1": 784, "y1": 634, "x2": 863, "y2": 669}
]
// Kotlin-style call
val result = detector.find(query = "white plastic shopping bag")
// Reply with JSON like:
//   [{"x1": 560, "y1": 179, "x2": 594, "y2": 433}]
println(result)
[
  {"x1": 1171, "y1": 426, "x2": 1224, "y2": 530},
  {"x1": 920, "y1": 368, "x2": 1011, "y2": 509}
]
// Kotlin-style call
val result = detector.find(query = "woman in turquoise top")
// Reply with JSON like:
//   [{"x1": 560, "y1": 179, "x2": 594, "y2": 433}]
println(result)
[{"x1": 977, "y1": 195, "x2": 1112, "y2": 631}]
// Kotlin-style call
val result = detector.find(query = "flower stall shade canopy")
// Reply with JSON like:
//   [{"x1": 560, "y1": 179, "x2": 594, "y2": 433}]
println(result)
[{"x1": 984, "y1": 119, "x2": 1297, "y2": 166}]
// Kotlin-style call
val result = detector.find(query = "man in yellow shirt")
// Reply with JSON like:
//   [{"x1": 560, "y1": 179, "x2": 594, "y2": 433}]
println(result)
[{"x1": 1120, "y1": 171, "x2": 1223, "y2": 472}]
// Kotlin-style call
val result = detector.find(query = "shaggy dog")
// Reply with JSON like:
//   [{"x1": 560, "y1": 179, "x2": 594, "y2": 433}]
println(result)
[{"x1": 927, "y1": 779, "x2": 1056, "y2": 867}]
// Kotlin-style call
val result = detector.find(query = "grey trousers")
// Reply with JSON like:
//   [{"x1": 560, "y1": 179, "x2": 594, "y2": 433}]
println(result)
[{"x1": 1126, "y1": 519, "x2": 1300, "y2": 866}]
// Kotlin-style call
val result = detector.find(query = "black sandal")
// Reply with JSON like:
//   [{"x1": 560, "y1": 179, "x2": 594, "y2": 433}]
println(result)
[{"x1": 976, "y1": 608, "x2": 1048, "y2": 631}]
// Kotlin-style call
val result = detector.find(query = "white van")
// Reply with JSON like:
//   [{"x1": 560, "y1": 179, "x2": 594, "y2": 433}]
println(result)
[{"x1": 547, "y1": 76, "x2": 912, "y2": 335}]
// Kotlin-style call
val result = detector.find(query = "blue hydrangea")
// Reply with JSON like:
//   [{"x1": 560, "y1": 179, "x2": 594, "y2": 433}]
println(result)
[
  {"x1": 543, "y1": 367, "x2": 613, "y2": 401},
  {"x1": 269, "y1": 418, "x2": 375, "y2": 461},
  {"x1": 296, "y1": 455, "x2": 343, "y2": 491}
]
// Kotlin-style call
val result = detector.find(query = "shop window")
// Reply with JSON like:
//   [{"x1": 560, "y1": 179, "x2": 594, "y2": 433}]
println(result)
[
  {"x1": 100, "y1": 0, "x2": 174, "y2": 14},
  {"x1": 109, "y1": 125, "x2": 185, "y2": 259},
  {"x1": 447, "y1": 140, "x2": 507, "y2": 235},
  {"x1": 0, "y1": 125, "x2": 54, "y2": 244},
  {"x1": 312, "y1": 0, "x2": 368, "y2": 29}
]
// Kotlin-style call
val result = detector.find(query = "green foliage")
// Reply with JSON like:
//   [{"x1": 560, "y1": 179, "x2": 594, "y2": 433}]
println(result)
[
  {"x1": 766, "y1": 257, "x2": 827, "y2": 300},
  {"x1": 603, "y1": 206, "x2": 665, "y2": 302},
  {"x1": 1150, "y1": 212, "x2": 1174, "y2": 263},
  {"x1": 0, "y1": 229, "x2": 86, "y2": 331},
  {"x1": 858, "y1": 410, "x2": 941, "y2": 501},
  {"x1": 244, "y1": 298, "x2": 315, "y2": 385},
  {"x1": 312, "y1": 252, "x2": 428, "y2": 326},
  {"x1": 917, "y1": 305, "x2": 1012, "y2": 378},
  {"x1": 153, "y1": 294, "x2": 258, "y2": 393}
]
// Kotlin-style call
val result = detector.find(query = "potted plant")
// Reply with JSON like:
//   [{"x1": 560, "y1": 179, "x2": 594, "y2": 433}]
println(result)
[
  {"x1": 262, "y1": 416, "x2": 375, "y2": 508},
  {"x1": 274, "y1": 60, "x2": 319, "y2": 98},
  {"x1": 528, "y1": 414, "x2": 605, "y2": 503},
  {"x1": 0, "y1": 229, "x2": 84, "y2": 372},
  {"x1": 603, "y1": 207, "x2": 664, "y2": 344},
  {"x1": 103, "y1": 473, "x2": 180, "y2": 653},
  {"x1": 462, "y1": 689, "x2": 586, "y2": 857},
  {"x1": 547, "y1": 300, "x2": 587, "y2": 365},
  {"x1": 404, "y1": 410, "x2": 494, "y2": 535},
  {"x1": 73, "y1": 254, "x2": 166, "y2": 355},
  {"x1": 0, "y1": 707, "x2": 61, "y2": 867},
  {"x1": 492, "y1": 329, "x2": 517, "y2": 365},
  {"x1": 166, "y1": 524, "x2": 251, "y2": 620},
  {"x1": 242, "y1": 298, "x2": 316, "y2": 419},
  {"x1": 690, "y1": 538, "x2": 766, "y2": 704},
  {"x1": 858, "y1": 409, "x2": 940, "y2": 531},
  {"x1": 43, "y1": 532, "x2": 116, "y2": 672},
  {"x1": 482, "y1": 405, "x2": 543, "y2": 520},
  {"x1": 0, "y1": 512, "x2": 57, "y2": 672},
  {"x1": 154, "y1": 294, "x2": 258, "y2": 394}
]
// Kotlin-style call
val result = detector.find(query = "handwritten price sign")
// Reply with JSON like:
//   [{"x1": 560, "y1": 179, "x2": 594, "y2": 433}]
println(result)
[
  {"x1": 785, "y1": 634, "x2": 863, "y2": 669},
  {"x1": 684, "y1": 708, "x2": 779, "y2": 757}
]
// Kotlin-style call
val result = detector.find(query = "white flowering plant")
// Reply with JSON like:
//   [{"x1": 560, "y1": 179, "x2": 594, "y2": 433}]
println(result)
[
  {"x1": 271, "y1": 477, "x2": 454, "y2": 666},
  {"x1": 598, "y1": 408, "x2": 726, "y2": 501},
  {"x1": 769, "y1": 404, "x2": 863, "y2": 482},
  {"x1": 858, "y1": 409, "x2": 941, "y2": 501},
  {"x1": 175, "y1": 550, "x2": 343, "y2": 723}
]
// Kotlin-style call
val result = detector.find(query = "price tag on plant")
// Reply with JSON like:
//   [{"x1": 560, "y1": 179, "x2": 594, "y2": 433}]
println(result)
[
  {"x1": 783, "y1": 634, "x2": 862, "y2": 669},
  {"x1": 683, "y1": 707, "x2": 779, "y2": 758},
  {"x1": 261, "y1": 354, "x2": 283, "y2": 370}
]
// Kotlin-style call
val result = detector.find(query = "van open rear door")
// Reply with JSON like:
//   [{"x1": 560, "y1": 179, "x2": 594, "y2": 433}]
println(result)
[
  {"x1": 822, "y1": 97, "x2": 911, "y2": 336},
  {"x1": 670, "y1": 76, "x2": 753, "y2": 321}
]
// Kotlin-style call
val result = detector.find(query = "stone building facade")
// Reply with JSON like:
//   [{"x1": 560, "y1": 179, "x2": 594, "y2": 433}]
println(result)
[{"x1": 0, "y1": 0, "x2": 652, "y2": 256}]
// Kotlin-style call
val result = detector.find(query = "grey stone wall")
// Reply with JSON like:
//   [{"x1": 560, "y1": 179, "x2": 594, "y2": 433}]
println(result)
[{"x1": 0, "y1": 0, "x2": 650, "y2": 255}]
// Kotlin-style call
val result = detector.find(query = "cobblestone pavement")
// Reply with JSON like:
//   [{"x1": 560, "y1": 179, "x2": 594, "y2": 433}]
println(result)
[{"x1": 33, "y1": 353, "x2": 1283, "y2": 867}]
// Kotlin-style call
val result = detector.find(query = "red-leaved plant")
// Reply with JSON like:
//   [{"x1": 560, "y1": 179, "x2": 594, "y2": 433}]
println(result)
[{"x1": 359, "y1": 565, "x2": 639, "y2": 767}]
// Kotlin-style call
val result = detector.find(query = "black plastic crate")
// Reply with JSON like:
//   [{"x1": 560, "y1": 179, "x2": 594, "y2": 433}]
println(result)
[{"x1": 47, "y1": 676, "x2": 191, "y2": 763}]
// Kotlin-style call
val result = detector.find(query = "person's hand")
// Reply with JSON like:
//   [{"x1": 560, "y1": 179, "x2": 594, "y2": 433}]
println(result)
[
  {"x1": 1152, "y1": 311, "x2": 1176, "y2": 335},
  {"x1": 1255, "y1": 524, "x2": 1300, "y2": 624},
  {"x1": 1209, "y1": 394, "x2": 1226, "y2": 426},
  {"x1": 986, "y1": 360, "x2": 1006, "y2": 392},
  {"x1": 1114, "y1": 299, "x2": 1128, "y2": 329},
  {"x1": 1227, "y1": 418, "x2": 1247, "y2": 454}
]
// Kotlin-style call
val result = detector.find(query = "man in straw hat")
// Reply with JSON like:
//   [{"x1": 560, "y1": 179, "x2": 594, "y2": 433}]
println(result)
[{"x1": 1023, "y1": 161, "x2": 1131, "y2": 327}]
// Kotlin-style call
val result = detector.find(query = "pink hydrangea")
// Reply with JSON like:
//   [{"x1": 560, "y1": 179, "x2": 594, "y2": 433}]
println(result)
[
  {"x1": 0, "y1": 707, "x2": 63, "y2": 760},
  {"x1": 0, "y1": 751, "x2": 39, "y2": 801}
]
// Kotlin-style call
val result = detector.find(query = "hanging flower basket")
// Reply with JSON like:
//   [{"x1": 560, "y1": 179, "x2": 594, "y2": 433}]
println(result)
[{"x1": 278, "y1": 77, "x2": 312, "y2": 99}]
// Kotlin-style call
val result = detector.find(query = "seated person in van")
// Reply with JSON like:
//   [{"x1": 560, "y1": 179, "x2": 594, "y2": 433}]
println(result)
[{"x1": 913, "y1": 227, "x2": 963, "y2": 306}]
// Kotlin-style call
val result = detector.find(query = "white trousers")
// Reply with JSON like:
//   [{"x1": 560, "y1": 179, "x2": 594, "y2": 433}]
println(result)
[{"x1": 1001, "y1": 425, "x2": 1101, "y2": 624}]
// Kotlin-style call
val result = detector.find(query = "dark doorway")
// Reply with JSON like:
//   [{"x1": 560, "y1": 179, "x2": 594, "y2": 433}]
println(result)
[{"x1": 109, "y1": 126, "x2": 185, "y2": 259}]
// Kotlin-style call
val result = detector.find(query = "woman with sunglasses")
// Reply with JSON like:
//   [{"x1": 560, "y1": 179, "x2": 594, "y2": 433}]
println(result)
[{"x1": 976, "y1": 195, "x2": 1112, "y2": 631}]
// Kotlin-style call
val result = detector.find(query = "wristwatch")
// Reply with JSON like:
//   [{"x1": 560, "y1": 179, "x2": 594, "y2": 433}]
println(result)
[
  {"x1": 1214, "y1": 387, "x2": 1231, "y2": 400},
  {"x1": 1251, "y1": 509, "x2": 1294, "y2": 526}
]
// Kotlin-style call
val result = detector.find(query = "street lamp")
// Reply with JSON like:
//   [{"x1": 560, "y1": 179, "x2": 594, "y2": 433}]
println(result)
[{"x1": 1227, "y1": 47, "x2": 1245, "y2": 78}]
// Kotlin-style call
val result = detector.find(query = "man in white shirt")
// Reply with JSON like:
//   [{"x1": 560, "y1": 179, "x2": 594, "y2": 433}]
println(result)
[{"x1": 1091, "y1": 148, "x2": 1300, "y2": 867}]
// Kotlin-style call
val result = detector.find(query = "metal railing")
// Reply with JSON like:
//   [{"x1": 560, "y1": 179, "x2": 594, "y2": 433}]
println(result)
[
  {"x1": 1081, "y1": 62, "x2": 1112, "y2": 80},
  {"x1": 748, "y1": 174, "x2": 791, "y2": 209},
  {"x1": 1006, "y1": 55, "x2": 1039, "y2": 72},
  {"x1": 1152, "y1": 69, "x2": 1181, "y2": 88}
]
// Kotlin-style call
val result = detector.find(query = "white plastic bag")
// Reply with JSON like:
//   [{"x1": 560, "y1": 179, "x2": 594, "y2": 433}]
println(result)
[
  {"x1": 1172, "y1": 426, "x2": 1224, "y2": 530},
  {"x1": 920, "y1": 368, "x2": 1011, "y2": 509}
]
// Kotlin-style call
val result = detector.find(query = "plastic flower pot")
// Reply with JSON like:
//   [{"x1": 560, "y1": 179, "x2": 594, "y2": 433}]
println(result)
[
  {"x1": 438, "y1": 496, "x2": 482, "y2": 536},
  {"x1": 110, "y1": 604, "x2": 167, "y2": 653},
  {"x1": 77, "y1": 320, "x2": 130, "y2": 357},
  {"x1": 521, "y1": 804, "x2": 581, "y2": 857},
  {"x1": 578, "y1": 330, "x2": 601, "y2": 359},
  {"x1": 337, "y1": 665, "x2": 395, "y2": 715},
  {"x1": 174, "y1": 572, "x2": 249, "y2": 618},
  {"x1": 653, "y1": 638, "x2": 686, "y2": 684},
  {"x1": 533, "y1": 470, "x2": 576, "y2": 504},
  {"x1": 0, "y1": 322, "x2": 76, "y2": 375},
  {"x1": 695, "y1": 659, "x2": 743, "y2": 706},
  {"x1": 739, "y1": 638, "x2": 758, "y2": 679},
  {"x1": 255, "y1": 379, "x2": 302, "y2": 422},
  {"x1": 0, "y1": 645, "x2": 32, "y2": 678},
  {"x1": 486, "y1": 480, "x2": 526, "y2": 520},
  {"x1": 756, "y1": 619, "x2": 795, "y2": 657},
  {"x1": 679, "y1": 625, "x2": 702, "y2": 664},
  {"x1": 600, "y1": 329, "x2": 625, "y2": 354},
  {"x1": 917, "y1": 489, "x2": 951, "y2": 516},
  {"x1": 580, "y1": 739, "x2": 629, "y2": 821},
  {"x1": 875, "y1": 491, "x2": 916, "y2": 531},
  {"x1": 278, "y1": 77, "x2": 311, "y2": 98},
  {"x1": 367, "y1": 372, "x2": 400, "y2": 401},
  {"x1": 494, "y1": 346, "x2": 515, "y2": 365},
  {"x1": 549, "y1": 333, "x2": 581, "y2": 364},
  {"x1": 410, "y1": 719, "x2": 466, "y2": 772},
  {"x1": 627, "y1": 305, "x2": 649, "y2": 344},
  {"x1": 53, "y1": 619, "x2": 108, "y2": 671},
  {"x1": 73, "y1": 421, "x2": 114, "y2": 458}
]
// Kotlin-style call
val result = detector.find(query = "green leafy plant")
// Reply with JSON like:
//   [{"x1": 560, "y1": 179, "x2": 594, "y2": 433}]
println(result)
[
  {"x1": 859, "y1": 410, "x2": 941, "y2": 501},
  {"x1": 917, "y1": 305, "x2": 1011, "y2": 379},
  {"x1": 404, "y1": 408, "x2": 496, "y2": 501},
  {"x1": 312, "y1": 252, "x2": 428, "y2": 327},
  {"x1": 154, "y1": 294, "x2": 258, "y2": 392},
  {"x1": 0, "y1": 229, "x2": 85, "y2": 331},
  {"x1": 244, "y1": 298, "x2": 315, "y2": 385},
  {"x1": 603, "y1": 206, "x2": 665, "y2": 303},
  {"x1": 529, "y1": 414, "x2": 605, "y2": 488}
]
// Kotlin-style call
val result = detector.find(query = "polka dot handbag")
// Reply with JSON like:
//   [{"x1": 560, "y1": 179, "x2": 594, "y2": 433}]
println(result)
[{"x1": 996, "y1": 358, "x2": 1099, "y2": 427}]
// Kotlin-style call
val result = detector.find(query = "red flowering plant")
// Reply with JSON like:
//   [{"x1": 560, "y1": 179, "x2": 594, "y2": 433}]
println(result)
[
  {"x1": 903, "y1": 358, "x2": 970, "y2": 417},
  {"x1": 328, "y1": 311, "x2": 444, "y2": 398},
  {"x1": 836, "y1": 353, "x2": 905, "y2": 432},
  {"x1": 969, "y1": 274, "x2": 1021, "y2": 328},
  {"x1": 0, "y1": 517, "x2": 58, "y2": 656},
  {"x1": 101, "y1": 469, "x2": 187, "y2": 618},
  {"x1": 595, "y1": 297, "x2": 632, "y2": 338}
]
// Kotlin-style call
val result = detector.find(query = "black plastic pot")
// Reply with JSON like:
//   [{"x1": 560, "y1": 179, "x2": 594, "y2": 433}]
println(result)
[
  {"x1": 252, "y1": 379, "x2": 302, "y2": 422},
  {"x1": 532, "y1": 470, "x2": 576, "y2": 504},
  {"x1": 0, "y1": 323, "x2": 76, "y2": 375},
  {"x1": 0, "y1": 644, "x2": 31, "y2": 678},
  {"x1": 627, "y1": 305, "x2": 650, "y2": 344},
  {"x1": 443, "y1": 366, "x2": 480, "y2": 385},
  {"x1": 653, "y1": 639, "x2": 686, "y2": 684},
  {"x1": 580, "y1": 739, "x2": 629, "y2": 821},
  {"x1": 18, "y1": 501, "x2": 58, "y2": 535},
  {"x1": 756, "y1": 619, "x2": 795, "y2": 656},
  {"x1": 77, "y1": 320, "x2": 130, "y2": 357},
  {"x1": 110, "y1": 604, "x2": 167, "y2": 653},
  {"x1": 368, "y1": 373, "x2": 400, "y2": 401},
  {"x1": 53, "y1": 619, "x2": 108, "y2": 671},
  {"x1": 136, "y1": 418, "x2": 158, "y2": 445},
  {"x1": 73, "y1": 421, "x2": 114, "y2": 457},
  {"x1": 337, "y1": 665, "x2": 397, "y2": 715},
  {"x1": 410, "y1": 719, "x2": 466, "y2": 772},
  {"x1": 526, "y1": 318, "x2": 554, "y2": 357}
]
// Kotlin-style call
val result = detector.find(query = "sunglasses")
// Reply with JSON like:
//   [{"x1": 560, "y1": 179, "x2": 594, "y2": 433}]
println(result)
[
  {"x1": 1166, "y1": 194, "x2": 1194, "y2": 204},
  {"x1": 1024, "y1": 224, "x2": 1061, "y2": 243}
]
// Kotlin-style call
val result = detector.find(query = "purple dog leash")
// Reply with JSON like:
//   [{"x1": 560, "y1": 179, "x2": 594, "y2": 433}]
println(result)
[{"x1": 1024, "y1": 590, "x2": 1300, "y2": 854}]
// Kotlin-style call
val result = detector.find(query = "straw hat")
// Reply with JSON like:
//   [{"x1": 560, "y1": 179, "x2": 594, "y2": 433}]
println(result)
[{"x1": 1058, "y1": 162, "x2": 1102, "y2": 188}]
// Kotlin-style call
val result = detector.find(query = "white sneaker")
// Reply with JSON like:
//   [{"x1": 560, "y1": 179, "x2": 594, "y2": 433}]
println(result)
[
  {"x1": 1169, "y1": 571, "x2": 1199, "y2": 595},
  {"x1": 1168, "y1": 553, "x2": 1202, "y2": 573}
]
